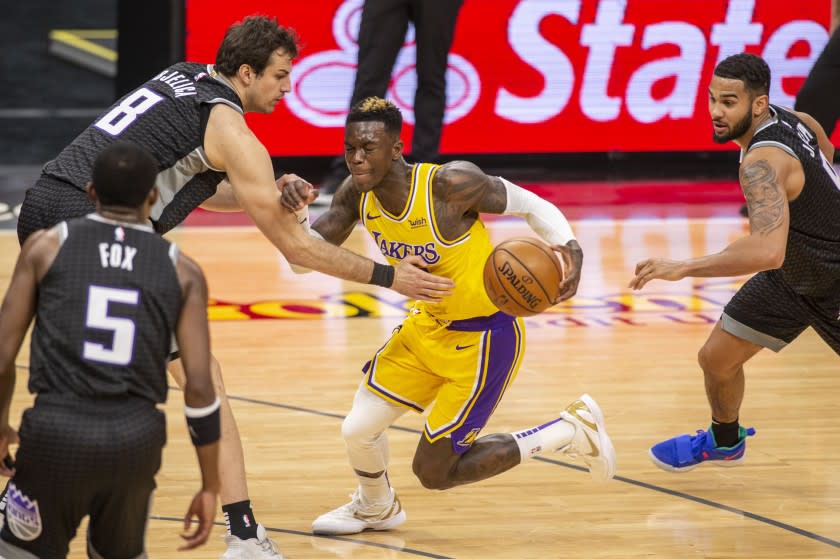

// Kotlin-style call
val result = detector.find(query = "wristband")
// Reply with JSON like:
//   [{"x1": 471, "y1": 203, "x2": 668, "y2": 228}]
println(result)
[
  {"x1": 185, "y1": 396, "x2": 221, "y2": 446},
  {"x1": 369, "y1": 262, "x2": 395, "y2": 288}
]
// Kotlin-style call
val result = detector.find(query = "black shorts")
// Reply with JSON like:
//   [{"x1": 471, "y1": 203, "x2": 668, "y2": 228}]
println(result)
[
  {"x1": 17, "y1": 175, "x2": 95, "y2": 246},
  {"x1": 0, "y1": 394, "x2": 166, "y2": 559},
  {"x1": 723, "y1": 269, "x2": 840, "y2": 354}
]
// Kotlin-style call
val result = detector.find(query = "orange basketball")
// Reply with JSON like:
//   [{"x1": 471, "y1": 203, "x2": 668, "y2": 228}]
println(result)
[{"x1": 483, "y1": 237, "x2": 564, "y2": 317}]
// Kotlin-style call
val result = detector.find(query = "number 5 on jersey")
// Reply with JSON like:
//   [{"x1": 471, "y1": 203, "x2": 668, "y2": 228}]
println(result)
[
  {"x1": 94, "y1": 87, "x2": 164, "y2": 136},
  {"x1": 83, "y1": 285, "x2": 140, "y2": 365}
]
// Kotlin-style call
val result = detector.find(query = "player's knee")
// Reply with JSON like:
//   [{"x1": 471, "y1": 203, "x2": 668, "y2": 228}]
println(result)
[
  {"x1": 341, "y1": 413, "x2": 381, "y2": 446},
  {"x1": 697, "y1": 343, "x2": 716, "y2": 373},
  {"x1": 697, "y1": 343, "x2": 737, "y2": 378},
  {"x1": 340, "y1": 416, "x2": 360, "y2": 443},
  {"x1": 411, "y1": 456, "x2": 453, "y2": 491}
]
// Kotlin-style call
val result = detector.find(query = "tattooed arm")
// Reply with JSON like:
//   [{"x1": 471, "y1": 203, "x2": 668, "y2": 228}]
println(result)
[
  {"x1": 311, "y1": 178, "x2": 363, "y2": 245},
  {"x1": 630, "y1": 147, "x2": 798, "y2": 290},
  {"x1": 433, "y1": 161, "x2": 573, "y2": 236},
  {"x1": 435, "y1": 162, "x2": 583, "y2": 301},
  {"x1": 430, "y1": 161, "x2": 502, "y2": 238}
]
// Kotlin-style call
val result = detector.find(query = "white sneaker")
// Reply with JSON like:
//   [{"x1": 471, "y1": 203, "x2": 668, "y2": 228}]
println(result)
[
  {"x1": 311, "y1": 488, "x2": 406, "y2": 535},
  {"x1": 559, "y1": 394, "x2": 617, "y2": 482},
  {"x1": 221, "y1": 524, "x2": 285, "y2": 559}
]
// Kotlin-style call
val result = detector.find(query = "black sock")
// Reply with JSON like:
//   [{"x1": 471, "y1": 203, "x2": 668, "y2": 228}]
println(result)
[
  {"x1": 222, "y1": 500, "x2": 258, "y2": 540},
  {"x1": 711, "y1": 417, "x2": 740, "y2": 447}
]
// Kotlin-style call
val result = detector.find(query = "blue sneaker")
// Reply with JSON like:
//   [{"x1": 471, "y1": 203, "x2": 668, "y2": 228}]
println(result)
[{"x1": 649, "y1": 426, "x2": 756, "y2": 472}]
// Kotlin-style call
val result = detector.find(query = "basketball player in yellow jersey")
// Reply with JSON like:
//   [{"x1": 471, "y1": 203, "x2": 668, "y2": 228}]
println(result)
[{"x1": 280, "y1": 98, "x2": 617, "y2": 535}]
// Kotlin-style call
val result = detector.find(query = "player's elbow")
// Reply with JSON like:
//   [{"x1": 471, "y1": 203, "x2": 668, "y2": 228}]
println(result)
[
  {"x1": 282, "y1": 236, "x2": 313, "y2": 268},
  {"x1": 261, "y1": 217, "x2": 311, "y2": 268},
  {"x1": 762, "y1": 248, "x2": 785, "y2": 270}
]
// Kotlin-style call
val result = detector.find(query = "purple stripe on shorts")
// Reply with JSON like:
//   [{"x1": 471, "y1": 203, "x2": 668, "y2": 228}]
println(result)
[
  {"x1": 447, "y1": 311, "x2": 515, "y2": 332},
  {"x1": 443, "y1": 319, "x2": 522, "y2": 454}
]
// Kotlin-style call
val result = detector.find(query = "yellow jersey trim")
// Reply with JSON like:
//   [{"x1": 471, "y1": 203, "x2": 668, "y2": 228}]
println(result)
[{"x1": 381, "y1": 164, "x2": 418, "y2": 222}]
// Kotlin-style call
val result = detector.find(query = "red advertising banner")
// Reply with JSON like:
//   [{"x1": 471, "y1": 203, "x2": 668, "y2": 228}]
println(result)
[{"x1": 186, "y1": 0, "x2": 832, "y2": 155}]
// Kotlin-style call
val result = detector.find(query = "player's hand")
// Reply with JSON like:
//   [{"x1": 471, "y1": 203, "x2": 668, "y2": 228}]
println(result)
[
  {"x1": 178, "y1": 489, "x2": 217, "y2": 551},
  {"x1": 629, "y1": 258, "x2": 686, "y2": 290},
  {"x1": 0, "y1": 426, "x2": 18, "y2": 477},
  {"x1": 553, "y1": 240, "x2": 583, "y2": 302},
  {"x1": 392, "y1": 255, "x2": 455, "y2": 302},
  {"x1": 277, "y1": 173, "x2": 318, "y2": 212}
]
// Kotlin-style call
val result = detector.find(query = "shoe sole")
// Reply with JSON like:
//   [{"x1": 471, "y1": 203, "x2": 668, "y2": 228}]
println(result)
[
  {"x1": 312, "y1": 509, "x2": 407, "y2": 536},
  {"x1": 648, "y1": 448, "x2": 746, "y2": 473},
  {"x1": 579, "y1": 393, "x2": 617, "y2": 482}
]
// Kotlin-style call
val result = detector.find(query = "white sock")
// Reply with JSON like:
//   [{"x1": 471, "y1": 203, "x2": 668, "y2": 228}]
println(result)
[{"x1": 512, "y1": 417, "x2": 576, "y2": 461}]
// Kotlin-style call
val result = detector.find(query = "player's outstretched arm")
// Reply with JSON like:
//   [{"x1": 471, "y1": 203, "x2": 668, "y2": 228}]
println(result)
[
  {"x1": 0, "y1": 229, "x2": 60, "y2": 467},
  {"x1": 204, "y1": 105, "x2": 368, "y2": 274},
  {"x1": 278, "y1": 175, "x2": 362, "y2": 247},
  {"x1": 223, "y1": 117, "x2": 453, "y2": 299},
  {"x1": 281, "y1": 174, "x2": 453, "y2": 300},
  {"x1": 630, "y1": 147, "x2": 795, "y2": 290},
  {"x1": 199, "y1": 179, "x2": 241, "y2": 212},
  {"x1": 174, "y1": 252, "x2": 220, "y2": 550}
]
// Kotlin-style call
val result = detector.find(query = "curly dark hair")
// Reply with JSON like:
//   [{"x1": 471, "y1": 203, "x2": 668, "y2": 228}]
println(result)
[
  {"x1": 713, "y1": 53, "x2": 770, "y2": 97},
  {"x1": 215, "y1": 15, "x2": 300, "y2": 77},
  {"x1": 346, "y1": 97, "x2": 403, "y2": 137}
]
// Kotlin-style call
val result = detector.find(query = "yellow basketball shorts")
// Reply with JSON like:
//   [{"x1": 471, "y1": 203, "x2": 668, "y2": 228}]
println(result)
[{"x1": 362, "y1": 310, "x2": 525, "y2": 454}]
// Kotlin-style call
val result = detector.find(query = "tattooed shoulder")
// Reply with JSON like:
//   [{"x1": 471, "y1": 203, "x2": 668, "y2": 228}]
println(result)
[
  {"x1": 436, "y1": 162, "x2": 489, "y2": 206},
  {"x1": 739, "y1": 159, "x2": 786, "y2": 235}
]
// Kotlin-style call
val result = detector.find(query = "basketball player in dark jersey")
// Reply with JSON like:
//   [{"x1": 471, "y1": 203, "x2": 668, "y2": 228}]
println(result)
[
  {"x1": 739, "y1": 1, "x2": 839, "y2": 217},
  {"x1": 630, "y1": 53, "x2": 840, "y2": 472},
  {"x1": 0, "y1": 143, "x2": 220, "y2": 557},
  {"x1": 15, "y1": 15, "x2": 452, "y2": 556}
]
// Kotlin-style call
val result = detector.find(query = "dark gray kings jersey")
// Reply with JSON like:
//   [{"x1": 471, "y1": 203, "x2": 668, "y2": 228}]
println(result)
[
  {"x1": 743, "y1": 105, "x2": 840, "y2": 296},
  {"x1": 29, "y1": 215, "x2": 182, "y2": 403},
  {"x1": 42, "y1": 62, "x2": 244, "y2": 233}
]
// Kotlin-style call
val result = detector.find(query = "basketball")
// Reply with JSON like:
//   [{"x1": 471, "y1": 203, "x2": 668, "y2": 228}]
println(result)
[{"x1": 483, "y1": 237, "x2": 564, "y2": 317}]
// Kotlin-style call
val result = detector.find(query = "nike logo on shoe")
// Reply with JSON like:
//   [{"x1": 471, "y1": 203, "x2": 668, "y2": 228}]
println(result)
[
  {"x1": 566, "y1": 401, "x2": 598, "y2": 431},
  {"x1": 582, "y1": 431, "x2": 600, "y2": 457},
  {"x1": 353, "y1": 497, "x2": 402, "y2": 521}
]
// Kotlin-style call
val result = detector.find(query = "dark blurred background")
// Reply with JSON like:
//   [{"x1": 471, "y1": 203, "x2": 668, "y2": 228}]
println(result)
[
  {"x1": 0, "y1": 0, "x2": 834, "y2": 215},
  {"x1": 0, "y1": 0, "x2": 748, "y2": 176}
]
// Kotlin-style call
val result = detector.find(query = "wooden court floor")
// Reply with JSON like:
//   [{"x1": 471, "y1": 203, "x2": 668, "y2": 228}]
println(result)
[{"x1": 1, "y1": 215, "x2": 838, "y2": 558}]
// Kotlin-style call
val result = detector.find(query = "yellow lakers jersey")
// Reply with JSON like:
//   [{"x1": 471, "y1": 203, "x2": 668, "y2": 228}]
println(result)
[{"x1": 360, "y1": 163, "x2": 498, "y2": 320}]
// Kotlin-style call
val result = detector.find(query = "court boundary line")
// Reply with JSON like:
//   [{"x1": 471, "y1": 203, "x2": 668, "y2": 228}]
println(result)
[
  {"x1": 9, "y1": 368, "x2": 839, "y2": 552},
  {"x1": 216, "y1": 390, "x2": 840, "y2": 551},
  {"x1": 148, "y1": 516, "x2": 454, "y2": 558}
]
